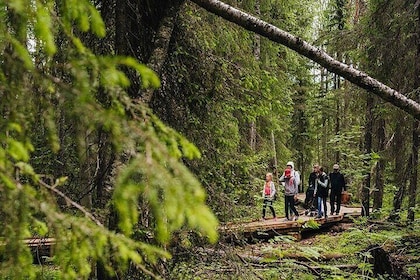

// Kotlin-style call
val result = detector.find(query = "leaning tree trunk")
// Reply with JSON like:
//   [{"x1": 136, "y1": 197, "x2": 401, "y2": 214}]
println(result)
[{"x1": 190, "y1": 0, "x2": 420, "y2": 120}]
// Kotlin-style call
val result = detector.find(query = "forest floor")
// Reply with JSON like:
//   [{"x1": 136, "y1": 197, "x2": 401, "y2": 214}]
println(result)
[{"x1": 171, "y1": 194, "x2": 420, "y2": 280}]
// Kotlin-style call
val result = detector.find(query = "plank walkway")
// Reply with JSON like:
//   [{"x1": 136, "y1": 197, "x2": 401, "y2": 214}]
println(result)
[{"x1": 220, "y1": 193, "x2": 363, "y2": 240}]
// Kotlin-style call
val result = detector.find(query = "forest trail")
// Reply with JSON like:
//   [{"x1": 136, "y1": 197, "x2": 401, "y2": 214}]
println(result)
[{"x1": 220, "y1": 193, "x2": 362, "y2": 240}]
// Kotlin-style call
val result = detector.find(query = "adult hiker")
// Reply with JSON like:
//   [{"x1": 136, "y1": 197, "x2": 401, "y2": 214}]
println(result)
[
  {"x1": 329, "y1": 164, "x2": 346, "y2": 215},
  {"x1": 261, "y1": 172, "x2": 276, "y2": 220},
  {"x1": 305, "y1": 164, "x2": 319, "y2": 207},
  {"x1": 279, "y1": 161, "x2": 300, "y2": 221},
  {"x1": 314, "y1": 166, "x2": 329, "y2": 219}
]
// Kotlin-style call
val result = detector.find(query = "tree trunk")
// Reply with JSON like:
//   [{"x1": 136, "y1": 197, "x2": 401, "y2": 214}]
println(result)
[
  {"x1": 389, "y1": 120, "x2": 409, "y2": 221},
  {"x1": 408, "y1": 120, "x2": 418, "y2": 222},
  {"x1": 407, "y1": 2, "x2": 420, "y2": 222},
  {"x1": 373, "y1": 116, "x2": 385, "y2": 210},
  {"x1": 249, "y1": 1, "x2": 260, "y2": 151},
  {"x1": 141, "y1": 0, "x2": 185, "y2": 104},
  {"x1": 271, "y1": 131, "x2": 279, "y2": 182},
  {"x1": 361, "y1": 94, "x2": 373, "y2": 216},
  {"x1": 294, "y1": 83, "x2": 307, "y2": 192},
  {"x1": 190, "y1": 0, "x2": 420, "y2": 120},
  {"x1": 335, "y1": 95, "x2": 340, "y2": 163}
]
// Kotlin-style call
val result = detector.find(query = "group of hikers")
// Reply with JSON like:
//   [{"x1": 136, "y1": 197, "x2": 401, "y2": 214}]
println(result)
[{"x1": 262, "y1": 162, "x2": 346, "y2": 221}]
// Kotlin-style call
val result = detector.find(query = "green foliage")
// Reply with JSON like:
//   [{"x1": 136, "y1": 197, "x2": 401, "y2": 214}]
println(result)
[
  {"x1": 0, "y1": 0, "x2": 218, "y2": 279},
  {"x1": 303, "y1": 219, "x2": 320, "y2": 229},
  {"x1": 153, "y1": 0, "x2": 319, "y2": 224}
]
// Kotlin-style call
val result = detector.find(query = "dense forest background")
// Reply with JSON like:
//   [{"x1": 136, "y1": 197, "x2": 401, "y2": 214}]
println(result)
[{"x1": 0, "y1": 0, "x2": 419, "y2": 279}]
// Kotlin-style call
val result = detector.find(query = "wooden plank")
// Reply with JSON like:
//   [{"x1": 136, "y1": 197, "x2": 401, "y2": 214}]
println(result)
[
  {"x1": 24, "y1": 238, "x2": 56, "y2": 247},
  {"x1": 220, "y1": 211, "x2": 360, "y2": 237}
]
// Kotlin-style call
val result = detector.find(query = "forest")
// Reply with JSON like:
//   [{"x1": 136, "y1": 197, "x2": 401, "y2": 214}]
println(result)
[{"x1": 0, "y1": 0, "x2": 419, "y2": 279}]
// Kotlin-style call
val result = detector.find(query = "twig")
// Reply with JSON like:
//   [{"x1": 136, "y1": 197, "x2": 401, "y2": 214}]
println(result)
[
  {"x1": 236, "y1": 253, "x2": 265, "y2": 280},
  {"x1": 39, "y1": 179, "x2": 103, "y2": 227}
]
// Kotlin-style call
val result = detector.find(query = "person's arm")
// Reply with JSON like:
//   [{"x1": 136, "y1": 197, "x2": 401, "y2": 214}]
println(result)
[
  {"x1": 279, "y1": 173, "x2": 285, "y2": 182},
  {"x1": 340, "y1": 174, "x2": 346, "y2": 191},
  {"x1": 317, "y1": 176, "x2": 328, "y2": 188}
]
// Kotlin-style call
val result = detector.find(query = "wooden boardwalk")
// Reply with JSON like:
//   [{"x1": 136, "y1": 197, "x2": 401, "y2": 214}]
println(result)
[{"x1": 220, "y1": 195, "x2": 362, "y2": 241}]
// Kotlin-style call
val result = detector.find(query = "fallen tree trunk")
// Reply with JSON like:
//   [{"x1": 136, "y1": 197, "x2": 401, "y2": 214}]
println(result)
[{"x1": 190, "y1": 0, "x2": 420, "y2": 120}]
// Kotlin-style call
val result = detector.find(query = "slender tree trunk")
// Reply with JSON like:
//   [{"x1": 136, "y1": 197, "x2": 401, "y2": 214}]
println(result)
[
  {"x1": 407, "y1": 2, "x2": 420, "y2": 222},
  {"x1": 334, "y1": 57, "x2": 341, "y2": 163},
  {"x1": 249, "y1": 1, "x2": 260, "y2": 151},
  {"x1": 190, "y1": 0, "x2": 420, "y2": 119},
  {"x1": 250, "y1": 123, "x2": 256, "y2": 150},
  {"x1": 271, "y1": 131, "x2": 279, "y2": 182},
  {"x1": 295, "y1": 83, "x2": 307, "y2": 192},
  {"x1": 389, "y1": 118, "x2": 407, "y2": 221},
  {"x1": 408, "y1": 121, "x2": 418, "y2": 222},
  {"x1": 373, "y1": 116, "x2": 385, "y2": 210},
  {"x1": 362, "y1": 94, "x2": 374, "y2": 216},
  {"x1": 335, "y1": 96, "x2": 340, "y2": 163}
]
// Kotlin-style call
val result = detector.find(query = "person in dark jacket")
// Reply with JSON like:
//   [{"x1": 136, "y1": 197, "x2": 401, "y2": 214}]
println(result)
[
  {"x1": 314, "y1": 166, "x2": 329, "y2": 219},
  {"x1": 329, "y1": 164, "x2": 346, "y2": 215},
  {"x1": 305, "y1": 164, "x2": 319, "y2": 208}
]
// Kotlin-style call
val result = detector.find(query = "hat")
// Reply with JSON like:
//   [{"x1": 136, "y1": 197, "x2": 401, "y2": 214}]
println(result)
[
  {"x1": 286, "y1": 161, "x2": 294, "y2": 169},
  {"x1": 333, "y1": 164, "x2": 339, "y2": 170}
]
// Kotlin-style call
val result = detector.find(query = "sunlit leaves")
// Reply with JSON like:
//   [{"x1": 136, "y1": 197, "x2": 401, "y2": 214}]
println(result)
[
  {"x1": 61, "y1": 0, "x2": 105, "y2": 37},
  {"x1": 9, "y1": 37, "x2": 34, "y2": 69},
  {"x1": 34, "y1": 2, "x2": 56, "y2": 55},
  {"x1": 113, "y1": 120, "x2": 218, "y2": 243},
  {"x1": 6, "y1": 138, "x2": 31, "y2": 162}
]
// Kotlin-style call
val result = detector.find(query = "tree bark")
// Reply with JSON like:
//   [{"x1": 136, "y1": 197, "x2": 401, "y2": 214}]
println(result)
[
  {"x1": 141, "y1": 0, "x2": 185, "y2": 104},
  {"x1": 408, "y1": 2, "x2": 420, "y2": 222},
  {"x1": 373, "y1": 116, "x2": 385, "y2": 210},
  {"x1": 361, "y1": 94, "x2": 373, "y2": 216},
  {"x1": 249, "y1": 1, "x2": 260, "y2": 151},
  {"x1": 190, "y1": 0, "x2": 420, "y2": 120}
]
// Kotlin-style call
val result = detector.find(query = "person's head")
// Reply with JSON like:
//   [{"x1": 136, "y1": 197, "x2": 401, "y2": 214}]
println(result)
[
  {"x1": 318, "y1": 166, "x2": 324, "y2": 174},
  {"x1": 333, "y1": 164, "x2": 339, "y2": 172},
  {"x1": 266, "y1": 173, "x2": 273, "y2": 182},
  {"x1": 286, "y1": 161, "x2": 294, "y2": 170},
  {"x1": 313, "y1": 164, "x2": 319, "y2": 173}
]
